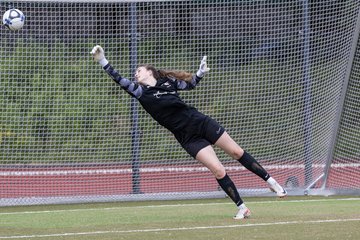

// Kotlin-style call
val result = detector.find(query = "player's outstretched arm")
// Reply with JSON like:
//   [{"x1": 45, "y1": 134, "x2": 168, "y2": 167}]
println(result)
[{"x1": 90, "y1": 45, "x2": 142, "y2": 98}]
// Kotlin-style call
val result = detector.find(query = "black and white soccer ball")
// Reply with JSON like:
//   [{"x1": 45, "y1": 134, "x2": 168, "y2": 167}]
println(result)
[{"x1": 2, "y1": 9, "x2": 25, "y2": 31}]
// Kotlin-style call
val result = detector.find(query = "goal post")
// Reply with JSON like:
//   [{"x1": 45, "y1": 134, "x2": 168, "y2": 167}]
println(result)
[
  {"x1": 1, "y1": 0, "x2": 360, "y2": 206},
  {"x1": 320, "y1": 8, "x2": 360, "y2": 193}
]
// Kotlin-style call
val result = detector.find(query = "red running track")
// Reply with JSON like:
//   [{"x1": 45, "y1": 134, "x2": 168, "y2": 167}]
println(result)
[{"x1": 0, "y1": 163, "x2": 359, "y2": 198}]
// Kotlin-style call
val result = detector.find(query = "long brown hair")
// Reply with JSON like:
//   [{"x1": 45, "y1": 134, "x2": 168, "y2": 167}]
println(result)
[{"x1": 139, "y1": 64, "x2": 193, "y2": 82}]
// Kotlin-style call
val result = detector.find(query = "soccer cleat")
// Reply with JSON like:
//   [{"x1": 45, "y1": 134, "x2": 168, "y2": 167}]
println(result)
[
  {"x1": 267, "y1": 177, "x2": 287, "y2": 198},
  {"x1": 233, "y1": 205, "x2": 251, "y2": 220}
]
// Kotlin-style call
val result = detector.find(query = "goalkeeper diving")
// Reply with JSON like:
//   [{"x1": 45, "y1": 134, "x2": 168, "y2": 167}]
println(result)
[{"x1": 91, "y1": 45, "x2": 287, "y2": 219}]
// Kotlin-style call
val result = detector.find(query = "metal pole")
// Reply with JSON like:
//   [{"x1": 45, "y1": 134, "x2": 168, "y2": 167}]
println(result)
[
  {"x1": 129, "y1": 2, "x2": 141, "y2": 194},
  {"x1": 301, "y1": 0, "x2": 313, "y2": 187},
  {"x1": 321, "y1": 7, "x2": 360, "y2": 189}
]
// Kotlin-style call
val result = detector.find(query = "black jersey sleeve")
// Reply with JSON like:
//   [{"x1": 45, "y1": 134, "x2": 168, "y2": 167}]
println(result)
[
  {"x1": 103, "y1": 64, "x2": 143, "y2": 98},
  {"x1": 176, "y1": 75, "x2": 202, "y2": 90}
]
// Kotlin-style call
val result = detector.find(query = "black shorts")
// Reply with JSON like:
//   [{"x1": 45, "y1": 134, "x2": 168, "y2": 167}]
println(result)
[{"x1": 173, "y1": 114, "x2": 225, "y2": 158}]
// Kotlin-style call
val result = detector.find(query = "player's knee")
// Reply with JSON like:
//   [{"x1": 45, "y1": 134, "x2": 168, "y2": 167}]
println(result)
[
  {"x1": 230, "y1": 148, "x2": 244, "y2": 160},
  {"x1": 213, "y1": 167, "x2": 226, "y2": 179}
]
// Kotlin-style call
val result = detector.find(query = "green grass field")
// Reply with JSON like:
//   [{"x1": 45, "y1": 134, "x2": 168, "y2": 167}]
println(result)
[{"x1": 0, "y1": 196, "x2": 359, "y2": 240}]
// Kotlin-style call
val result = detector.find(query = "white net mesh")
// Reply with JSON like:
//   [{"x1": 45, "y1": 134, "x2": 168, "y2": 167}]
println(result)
[{"x1": 0, "y1": 0, "x2": 359, "y2": 206}]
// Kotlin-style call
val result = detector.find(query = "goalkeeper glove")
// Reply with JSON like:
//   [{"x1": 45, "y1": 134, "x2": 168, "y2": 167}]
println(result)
[
  {"x1": 90, "y1": 45, "x2": 109, "y2": 67},
  {"x1": 196, "y1": 56, "x2": 210, "y2": 78}
]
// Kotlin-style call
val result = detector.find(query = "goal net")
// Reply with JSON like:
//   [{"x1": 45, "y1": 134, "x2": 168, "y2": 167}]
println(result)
[{"x1": 1, "y1": 0, "x2": 359, "y2": 206}]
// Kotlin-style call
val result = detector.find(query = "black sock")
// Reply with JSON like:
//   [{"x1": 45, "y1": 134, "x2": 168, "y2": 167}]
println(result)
[
  {"x1": 238, "y1": 151, "x2": 270, "y2": 181},
  {"x1": 217, "y1": 174, "x2": 243, "y2": 207}
]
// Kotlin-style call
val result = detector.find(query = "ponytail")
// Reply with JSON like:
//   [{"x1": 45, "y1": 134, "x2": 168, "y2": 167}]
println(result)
[
  {"x1": 158, "y1": 70, "x2": 193, "y2": 82},
  {"x1": 139, "y1": 64, "x2": 193, "y2": 82}
]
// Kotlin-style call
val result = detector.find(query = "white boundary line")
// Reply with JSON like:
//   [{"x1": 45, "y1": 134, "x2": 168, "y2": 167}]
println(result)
[
  {"x1": 1, "y1": 198, "x2": 359, "y2": 215},
  {"x1": 1, "y1": 163, "x2": 359, "y2": 176},
  {"x1": 0, "y1": 218, "x2": 359, "y2": 239}
]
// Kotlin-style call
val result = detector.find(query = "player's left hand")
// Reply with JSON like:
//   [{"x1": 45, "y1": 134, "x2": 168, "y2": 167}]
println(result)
[{"x1": 196, "y1": 56, "x2": 210, "y2": 78}]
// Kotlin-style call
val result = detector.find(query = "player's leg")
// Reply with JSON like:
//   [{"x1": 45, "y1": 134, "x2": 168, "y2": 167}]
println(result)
[
  {"x1": 195, "y1": 145, "x2": 250, "y2": 219},
  {"x1": 214, "y1": 132, "x2": 287, "y2": 197},
  {"x1": 214, "y1": 131, "x2": 269, "y2": 180}
]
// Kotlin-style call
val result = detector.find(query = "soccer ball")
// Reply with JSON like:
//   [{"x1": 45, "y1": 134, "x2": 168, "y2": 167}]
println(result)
[{"x1": 2, "y1": 9, "x2": 25, "y2": 31}]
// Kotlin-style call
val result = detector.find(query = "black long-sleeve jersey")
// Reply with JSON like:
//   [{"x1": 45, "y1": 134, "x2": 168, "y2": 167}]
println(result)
[{"x1": 103, "y1": 63, "x2": 203, "y2": 133}]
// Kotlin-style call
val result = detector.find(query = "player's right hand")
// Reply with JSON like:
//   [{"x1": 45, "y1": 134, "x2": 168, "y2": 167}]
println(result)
[
  {"x1": 90, "y1": 45, "x2": 105, "y2": 62},
  {"x1": 91, "y1": 45, "x2": 109, "y2": 67}
]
